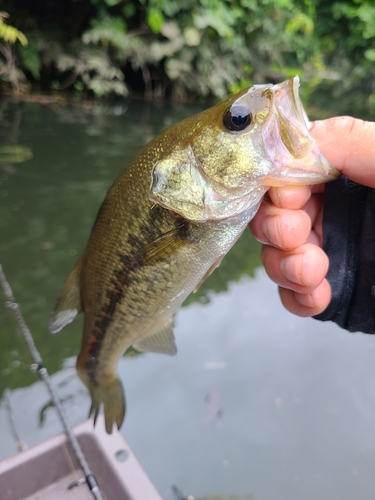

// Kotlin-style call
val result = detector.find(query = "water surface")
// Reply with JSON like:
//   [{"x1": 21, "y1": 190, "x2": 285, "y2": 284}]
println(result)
[{"x1": 1, "y1": 98, "x2": 375, "y2": 500}]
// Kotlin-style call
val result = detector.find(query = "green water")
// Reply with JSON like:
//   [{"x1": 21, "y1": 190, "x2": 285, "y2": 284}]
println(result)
[
  {"x1": 0, "y1": 98, "x2": 261, "y2": 395},
  {"x1": 1, "y1": 97, "x2": 375, "y2": 500}
]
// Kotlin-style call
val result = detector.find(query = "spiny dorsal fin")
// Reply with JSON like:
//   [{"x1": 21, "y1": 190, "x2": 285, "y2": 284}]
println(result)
[
  {"x1": 133, "y1": 319, "x2": 177, "y2": 355},
  {"x1": 49, "y1": 256, "x2": 83, "y2": 334}
]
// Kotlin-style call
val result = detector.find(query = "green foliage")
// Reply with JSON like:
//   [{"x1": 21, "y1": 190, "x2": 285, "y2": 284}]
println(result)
[
  {"x1": 0, "y1": 23, "x2": 27, "y2": 45},
  {"x1": 19, "y1": 40, "x2": 41, "y2": 79},
  {"x1": 147, "y1": 8, "x2": 165, "y2": 34},
  {"x1": 103, "y1": 0, "x2": 123, "y2": 6},
  {"x1": 0, "y1": 11, "x2": 29, "y2": 90},
  {"x1": 285, "y1": 11, "x2": 314, "y2": 36},
  {"x1": 57, "y1": 45, "x2": 128, "y2": 97},
  {"x1": 0, "y1": 0, "x2": 373, "y2": 111},
  {"x1": 0, "y1": 145, "x2": 33, "y2": 163},
  {"x1": 0, "y1": 12, "x2": 27, "y2": 45},
  {"x1": 82, "y1": 15, "x2": 128, "y2": 47}
]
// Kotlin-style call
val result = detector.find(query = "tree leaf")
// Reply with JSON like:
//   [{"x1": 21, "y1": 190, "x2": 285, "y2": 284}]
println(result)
[{"x1": 147, "y1": 8, "x2": 165, "y2": 34}]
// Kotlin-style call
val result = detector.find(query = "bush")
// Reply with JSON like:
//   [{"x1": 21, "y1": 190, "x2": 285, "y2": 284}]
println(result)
[{"x1": 0, "y1": 0, "x2": 374, "y2": 113}]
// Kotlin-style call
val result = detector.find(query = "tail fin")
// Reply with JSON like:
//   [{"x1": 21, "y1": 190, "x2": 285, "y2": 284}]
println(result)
[{"x1": 88, "y1": 378, "x2": 126, "y2": 434}]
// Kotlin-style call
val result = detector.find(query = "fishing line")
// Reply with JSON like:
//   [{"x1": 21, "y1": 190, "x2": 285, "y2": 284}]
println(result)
[{"x1": 0, "y1": 264, "x2": 105, "y2": 500}]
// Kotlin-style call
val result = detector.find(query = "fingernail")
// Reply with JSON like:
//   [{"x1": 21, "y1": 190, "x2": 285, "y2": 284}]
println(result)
[
  {"x1": 280, "y1": 254, "x2": 304, "y2": 285},
  {"x1": 262, "y1": 216, "x2": 280, "y2": 247}
]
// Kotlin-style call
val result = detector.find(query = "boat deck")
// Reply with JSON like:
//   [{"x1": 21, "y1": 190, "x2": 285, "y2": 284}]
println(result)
[{"x1": 0, "y1": 416, "x2": 162, "y2": 500}]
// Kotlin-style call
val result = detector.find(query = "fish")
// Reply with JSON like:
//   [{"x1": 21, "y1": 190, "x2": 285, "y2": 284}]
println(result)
[{"x1": 50, "y1": 76, "x2": 339, "y2": 434}]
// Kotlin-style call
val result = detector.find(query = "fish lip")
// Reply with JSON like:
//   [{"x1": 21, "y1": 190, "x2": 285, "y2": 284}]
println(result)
[
  {"x1": 290, "y1": 76, "x2": 310, "y2": 129},
  {"x1": 271, "y1": 76, "x2": 306, "y2": 122},
  {"x1": 271, "y1": 76, "x2": 312, "y2": 155}
]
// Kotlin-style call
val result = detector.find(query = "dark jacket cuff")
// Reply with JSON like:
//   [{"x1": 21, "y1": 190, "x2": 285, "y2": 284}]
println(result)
[{"x1": 314, "y1": 176, "x2": 375, "y2": 333}]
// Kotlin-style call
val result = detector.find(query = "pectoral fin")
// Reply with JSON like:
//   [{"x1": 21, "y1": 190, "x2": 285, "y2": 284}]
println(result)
[
  {"x1": 133, "y1": 319, "x2": 177, "y2": 355},
  {"x1": 50, "y1": 256, "x2": 83, "y2": 334},
  {"x1": 133, "y1": 226, "x2": 195, "y2": 266}
]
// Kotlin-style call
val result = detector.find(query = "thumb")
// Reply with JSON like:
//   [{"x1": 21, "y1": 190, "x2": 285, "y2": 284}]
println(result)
[{"x1": 310, "y1": 117, "x2": 375, "y2": 188}]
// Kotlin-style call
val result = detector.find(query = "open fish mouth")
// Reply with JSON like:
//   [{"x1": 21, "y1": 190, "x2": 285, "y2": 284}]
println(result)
[
  {"x1": 260, "y1": 76, "x2": 339, "y2": 187},
  {"x1": 276, "y1": 76, "x2": 311, "y2": 131}
]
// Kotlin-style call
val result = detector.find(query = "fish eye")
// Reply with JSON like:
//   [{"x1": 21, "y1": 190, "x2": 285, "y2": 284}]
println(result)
[{"x1": 223, "y1": 104, "x2": 252, "y2": 132}]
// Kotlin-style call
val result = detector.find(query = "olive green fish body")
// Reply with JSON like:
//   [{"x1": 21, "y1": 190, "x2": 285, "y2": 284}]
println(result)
[
  {"x1": 51, "y1": 77, "x2": 339, "y2": 433},
  {"x1": 75, "y1": 153, "x2": 253, "y2": 433}
]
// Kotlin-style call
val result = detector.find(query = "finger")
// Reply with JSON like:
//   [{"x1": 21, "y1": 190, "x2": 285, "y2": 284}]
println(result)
[
  {"x1": 268, "y1": 185, "x2": 312, "y2": 209},
  {"x1": 250, "y1": 193, "x2": 324, "y2": 248},
  {"x1": 278, "y1": 278, "x2": 332, "y2": 317},
  {"x1": 303, "y1": 193, "x2": 324, "y2": 246},
  {"x1": 261, "y1": 243, "x2": 329, "y2": 293},
  {"x1": 310, "y1": 117, "x2": 375, "y2": 188},
  {"x1": 312, "y1": 184, "x2": 325, "y2": 194},
  {"x1": 303, "y1": 193, "x2": 323, "y2": 226},
  {"x1": 250, "y1": 203, "x2": 311, "y2": 250}
]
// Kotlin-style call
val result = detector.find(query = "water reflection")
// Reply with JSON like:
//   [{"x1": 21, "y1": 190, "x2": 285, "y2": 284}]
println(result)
[
  {"x1": 1, "y1": 98, "x2": 375, "y2": 500},
  {"x1": 0, "y1": 98, "x2": 260, "y2": 397}
]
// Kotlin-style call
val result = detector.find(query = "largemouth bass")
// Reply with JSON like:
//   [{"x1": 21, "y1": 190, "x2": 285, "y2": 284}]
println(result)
[{"x1": 50, "y1": 77, "x2": 338, "y2": 433}]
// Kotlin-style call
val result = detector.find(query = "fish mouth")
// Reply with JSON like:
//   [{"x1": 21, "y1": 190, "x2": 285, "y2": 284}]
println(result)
[{"x1": 260, "y1": 76, "x2": 339, "y2": 187}]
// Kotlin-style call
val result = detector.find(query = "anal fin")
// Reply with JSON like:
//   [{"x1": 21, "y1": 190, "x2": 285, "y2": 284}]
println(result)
[
  {"x1": 50, "y1": 256, "x2": 83, "y2": 334},
  {"x1": 133, "y1": 319, "x2": 177, "y2": 355}
]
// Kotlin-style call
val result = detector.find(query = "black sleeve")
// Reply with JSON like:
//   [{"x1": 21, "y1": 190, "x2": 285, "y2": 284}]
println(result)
[{"x1": 313, "y1": 176, "x2": 375, "y2": 333}]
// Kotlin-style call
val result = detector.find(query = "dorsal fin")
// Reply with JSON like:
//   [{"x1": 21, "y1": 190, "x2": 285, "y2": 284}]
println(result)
[
  {"x1": 49, "y1": 256, "x2": 83, "y2": 333},
  {"x1": 133, "y1": 319, "x2": 177, "y2": 355}
]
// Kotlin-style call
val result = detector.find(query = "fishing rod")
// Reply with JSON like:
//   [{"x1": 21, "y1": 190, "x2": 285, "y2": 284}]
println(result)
[{"x1": 0, "y1": 264, "x2": 105, "y2": 500}]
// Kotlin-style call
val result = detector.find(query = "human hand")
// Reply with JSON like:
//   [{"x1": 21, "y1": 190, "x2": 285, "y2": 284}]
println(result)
[{"x1": 250, "y1": 117, "x2": 375, "y2": 317}]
